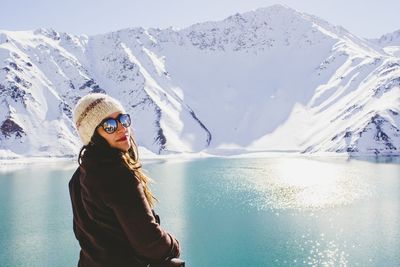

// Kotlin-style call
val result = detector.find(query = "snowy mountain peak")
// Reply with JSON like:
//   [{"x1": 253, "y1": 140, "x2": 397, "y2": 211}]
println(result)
[
  {"x1": 33, "y1": 28, "x2": 61, "y2": 40},
  {"x1": 0, "y1": 6, "x2": 399, "y2": 158},
  {"x1": 175, "y1": 5, "x2": 382, "y2": 57},
  {"x1": 374, "y1": 29, "x2": 400, "y2": 46},
  {"x1": 227, "y1": 4, "x2": 299, "y2": 21},
  {"x1": 369, "y1": 29, "x2": 400, "y2": 57}
]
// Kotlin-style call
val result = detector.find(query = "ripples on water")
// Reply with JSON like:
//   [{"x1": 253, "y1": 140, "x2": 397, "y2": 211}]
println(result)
[
  {"x1": 0, "y1": 156, "x2": 399, "y2": 267},
  {"x1": 187, "y1": 157, "x2": 377, "y2": 211},
  {"x1": 148, "y1": 156, "x2": 399, "y2": 266},
  {"x1": 234, "y1": 157, "x2": 373, "y2": 210}
]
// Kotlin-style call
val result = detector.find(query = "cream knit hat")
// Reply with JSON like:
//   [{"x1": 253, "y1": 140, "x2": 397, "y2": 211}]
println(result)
[{"x1": 73, "y1": 93, "x2": 126, "y2": 145}]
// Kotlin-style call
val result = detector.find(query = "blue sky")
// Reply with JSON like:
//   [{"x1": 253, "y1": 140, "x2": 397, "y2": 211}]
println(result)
[{"x1": 1, "y1": 0, "x2": 399, "y2": 38}]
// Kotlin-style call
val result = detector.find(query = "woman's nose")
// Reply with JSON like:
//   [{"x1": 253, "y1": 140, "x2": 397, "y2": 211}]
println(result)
[{"x1": 116, "y1": 121, "x2": 128, "y2": 133}]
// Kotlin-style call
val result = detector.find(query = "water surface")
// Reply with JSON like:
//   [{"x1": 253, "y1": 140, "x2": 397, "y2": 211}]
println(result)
[{"x1": 0, "y1": 156, "x2": 399, "y2": 266}]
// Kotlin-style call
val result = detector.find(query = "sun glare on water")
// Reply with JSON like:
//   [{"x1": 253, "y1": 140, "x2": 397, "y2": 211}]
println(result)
[{"x1": 234, "y1": 157, "x2": 372, "y2": 210}]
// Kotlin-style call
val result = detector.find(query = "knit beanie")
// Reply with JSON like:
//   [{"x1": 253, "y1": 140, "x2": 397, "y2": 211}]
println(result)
[{"x1": 73, "y1": 93, "x2": 126, "y2": 145}]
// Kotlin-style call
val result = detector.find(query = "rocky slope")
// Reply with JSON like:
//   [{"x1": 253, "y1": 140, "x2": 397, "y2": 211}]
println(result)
[{"x1": 0, "y1": 5, "x2": 399, "y2": 158}]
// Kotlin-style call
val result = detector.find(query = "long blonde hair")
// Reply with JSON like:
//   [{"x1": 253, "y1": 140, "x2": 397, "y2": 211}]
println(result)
[{"x1": 121, "y1": 135, "x2": 157, "y2": 208}]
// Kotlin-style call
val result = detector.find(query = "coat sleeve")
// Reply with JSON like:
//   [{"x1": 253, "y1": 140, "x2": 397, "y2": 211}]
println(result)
[{"x1": 101, "y1": 166, "x2": 180, "y2": 261}]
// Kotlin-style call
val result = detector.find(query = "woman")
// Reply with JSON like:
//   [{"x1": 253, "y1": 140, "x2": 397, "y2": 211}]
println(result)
[{"x1": 68, "y1": 93, "x2": 183, "y2": 267}]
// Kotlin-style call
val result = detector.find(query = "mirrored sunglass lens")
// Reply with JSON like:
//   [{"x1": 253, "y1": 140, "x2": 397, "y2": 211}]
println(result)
[
  {"x1": 119, "y1": 114, "x2": 131, "y2": 127},
  {"x1": 103, "y1": 119, "x2": 118, "y2": 133}
]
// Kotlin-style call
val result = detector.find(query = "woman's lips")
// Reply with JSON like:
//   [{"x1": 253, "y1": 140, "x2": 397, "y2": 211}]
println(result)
[{"x1": 116, "y1": 136, "x2": 128, "y2": 142}]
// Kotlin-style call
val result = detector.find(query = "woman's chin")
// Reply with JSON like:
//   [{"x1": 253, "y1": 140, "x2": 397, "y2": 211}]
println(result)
[{"x1": 111, "y1": 140, "x2": 131, "y2": 152}]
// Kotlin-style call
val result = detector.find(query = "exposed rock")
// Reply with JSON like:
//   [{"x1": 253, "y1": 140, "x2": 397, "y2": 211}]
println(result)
[
  {"x1": 154, "y1": 106, "x2": 166, "y2": 153},
  {"x1": 77, "y1": 79, "x2": 106, "y2": 93},
  {"x1": 60, "y1": 102, "x2": 73, "y2": 119},
  {"x1": 9, "y1": 62, "x2": 23, "y2": 72},
  {"x1": 189, "y1": 109, "x2": 212, "y2": 146},
  {"x1": 1, "y1": 118, "x2": 25, "y2": 138}
]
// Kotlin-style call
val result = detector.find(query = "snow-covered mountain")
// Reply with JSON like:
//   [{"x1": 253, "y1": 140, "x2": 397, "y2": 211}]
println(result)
[
  {"x1": 369, "y1": 29, "x2": 400, "y2": 57},
  {"x1": 0, "y1": 5, "x2": 399, "y2": 158},
  {"x1": 371, "y1": 29, "x2": 400, "y2": 46}
]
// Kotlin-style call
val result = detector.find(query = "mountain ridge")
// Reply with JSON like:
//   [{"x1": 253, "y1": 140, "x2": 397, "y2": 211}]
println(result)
[{"x1": 0, "y1": 5, "x2": 399, "y2": 158}]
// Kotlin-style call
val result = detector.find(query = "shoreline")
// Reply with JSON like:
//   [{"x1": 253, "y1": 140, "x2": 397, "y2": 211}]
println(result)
[
  {"x1": 0, "y1": 151, "x2": 398, "y2": 173},
  {"x1": 1, "y1": 149, "x2": 398, "y2": 164}
]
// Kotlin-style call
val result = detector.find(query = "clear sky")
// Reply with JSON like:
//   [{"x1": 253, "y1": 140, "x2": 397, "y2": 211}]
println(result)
[{"x1": 1, "y1": 0, "x2": 399, "y2": 38}]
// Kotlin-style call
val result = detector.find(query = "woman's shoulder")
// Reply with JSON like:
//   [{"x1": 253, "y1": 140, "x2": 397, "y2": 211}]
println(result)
[
  {"x1": 82, "y1": 159, "x2": 138, "y2": 191},
  {"x1": 84, "y1": 162, "x2": 143, "y2": 206}
]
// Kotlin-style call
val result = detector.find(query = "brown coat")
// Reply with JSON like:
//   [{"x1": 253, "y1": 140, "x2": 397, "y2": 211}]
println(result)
[{"x1": 68, "y1": 144, "x2": 180, "y2": 267}]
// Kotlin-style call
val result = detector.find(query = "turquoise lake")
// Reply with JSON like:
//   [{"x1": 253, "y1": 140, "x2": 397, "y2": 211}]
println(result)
[{"x1": 0, "y1": 156, "x2": 399, "y2": 266}]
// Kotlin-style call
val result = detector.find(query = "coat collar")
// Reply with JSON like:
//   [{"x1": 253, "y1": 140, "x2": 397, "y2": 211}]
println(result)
[{"x1": 81, "y1": 131, "x2": 124, "y2": 167}]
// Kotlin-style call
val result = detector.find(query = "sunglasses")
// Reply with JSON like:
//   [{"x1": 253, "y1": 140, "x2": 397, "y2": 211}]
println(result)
[{"x1": 98, "y1": 113, "x2": 131, "y2": 134}]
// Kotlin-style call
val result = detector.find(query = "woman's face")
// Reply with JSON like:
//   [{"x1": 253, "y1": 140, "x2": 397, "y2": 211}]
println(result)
[{"x1": 97, "y1": 112, "x2": 131, "y2": 152}]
